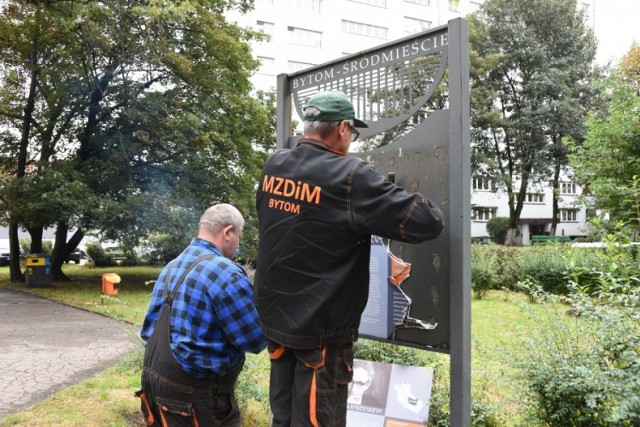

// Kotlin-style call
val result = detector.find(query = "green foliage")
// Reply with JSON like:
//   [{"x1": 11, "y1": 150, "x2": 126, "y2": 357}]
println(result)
[
  {"x1": 0, "y1": 0, "x2": 276, "y2": 267},
  {"x1": 567, "y1": 221, "x2": 640, "y2": 306},
  {"x1": 518, "y1": 244, "x2": 569, "y2": 294},
  {"x1": 510, "y1": 294, "x2": 640, "y2": 426},
  {"x1": 353, "y1": 339, "x2": 424, "y2": 366},
  {"x1": 235, "y1": 353, "x2": 270, "y2": 426},
  {"x1": 471, "y1": 244, "x2": 522, "y2": 290},
  {"x1": 513, "y1": 277, "x2": 546, "y2": 303},
  {"x1": 471, "y1": 251, "x2": 495, "y2": 299},
  {"x1": 85, "y1": 243, "x2": 116, "y2": 268},
  {"x1": 485, "y1": 217, "x2": 510, "y2": 245},
  {"x1": 19, "y1": 239, "x2": 52, "y2": 256},
  {"x1": 427, "y1": 366, "x2": 506, "y2": 427},
  {"x1": 569, "y1": 67, "x2": 640, "y2": 227},
  {"x1": 469, "y1": 0, "x2": 597, "y2": 244},
  {"x1": 143, "y1": 233, "x2": 191, "y2": 266}
]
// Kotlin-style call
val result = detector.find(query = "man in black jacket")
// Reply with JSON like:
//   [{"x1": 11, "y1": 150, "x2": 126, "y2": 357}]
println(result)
[{"x1": 255, "y1": 90, "x2": 444, "y2": 427}]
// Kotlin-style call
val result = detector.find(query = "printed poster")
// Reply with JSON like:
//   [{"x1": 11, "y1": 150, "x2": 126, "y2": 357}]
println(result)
[
  {"x1": 359, "y1": 236, "x2": 410, "y2": 339},
  {"x1": 347, "y1": 359, "x2": 434, "y2": 426}
]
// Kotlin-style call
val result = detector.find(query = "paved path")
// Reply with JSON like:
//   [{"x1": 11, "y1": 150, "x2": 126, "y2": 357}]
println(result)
[{"x1": 0, "y1": 288, "x2": 143, "y2": 420}]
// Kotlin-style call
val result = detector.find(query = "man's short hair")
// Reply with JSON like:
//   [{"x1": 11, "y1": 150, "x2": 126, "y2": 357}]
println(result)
[
  {"x1": 198, "y1": 203, "x2": 244, "y2": 235},
  {"x1": 303, "y1": 106, "x2": 344, "y2": 136}
]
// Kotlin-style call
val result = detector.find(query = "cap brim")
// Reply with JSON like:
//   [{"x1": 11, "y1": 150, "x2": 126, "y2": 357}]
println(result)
[{"x1": 353, "y1": 118, "x2": 368, "y2": 128}]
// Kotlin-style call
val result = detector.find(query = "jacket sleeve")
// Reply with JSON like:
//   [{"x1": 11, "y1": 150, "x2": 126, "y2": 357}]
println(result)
[{"x1": 348, "y1": 160, "x2": 444, "y2": 243}]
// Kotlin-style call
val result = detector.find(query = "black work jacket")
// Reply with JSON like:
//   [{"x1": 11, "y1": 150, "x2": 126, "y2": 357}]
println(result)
[{"x1": 255, "y1": 138, "x2": 444, "y2": 348}]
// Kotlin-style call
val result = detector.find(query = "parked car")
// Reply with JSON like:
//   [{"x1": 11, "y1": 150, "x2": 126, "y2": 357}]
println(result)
[
  {"x1": 0, "y1": 247, "x2": 9, "y2": 266},
  {"x1": 65, "y1": 248, "x2": 87, "y2": 264}
]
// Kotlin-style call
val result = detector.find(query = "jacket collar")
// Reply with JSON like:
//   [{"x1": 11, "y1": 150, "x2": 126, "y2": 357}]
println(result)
[{"x1": 296, "y1": 138, "x2": 346, "y2": 157}]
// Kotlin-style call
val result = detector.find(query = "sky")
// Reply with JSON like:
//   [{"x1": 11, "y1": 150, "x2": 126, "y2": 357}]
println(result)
[{"x1": 593, "y1": 0, "x2": 640, "y2": 65}]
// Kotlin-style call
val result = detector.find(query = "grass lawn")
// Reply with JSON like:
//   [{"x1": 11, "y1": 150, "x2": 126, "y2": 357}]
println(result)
[{"x1": 0, "y1": 265, "x2": 567, "y2": 426}]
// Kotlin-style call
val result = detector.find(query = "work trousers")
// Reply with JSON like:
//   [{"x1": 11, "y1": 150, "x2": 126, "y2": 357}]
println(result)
[
  {"x1": 267, "y1": 339, "x2": 354, "y2": 427},
  {"x1": 137, "y1": 360, "x2": 243, "y2": 427}
]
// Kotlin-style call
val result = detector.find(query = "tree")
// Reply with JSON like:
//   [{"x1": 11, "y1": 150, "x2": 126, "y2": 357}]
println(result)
[
  {"x1": 0, "y1": 0, "x2": 275, "y2": 280},
  {"x1": 486, "y1": 216, "x2": 510, "y2": 245},
  {"x1": 469, "y1": 0, "x2": 596, "y2": 244},
  {"x1": 569, "y1": 45, "x2": 640, "y2": 232}
]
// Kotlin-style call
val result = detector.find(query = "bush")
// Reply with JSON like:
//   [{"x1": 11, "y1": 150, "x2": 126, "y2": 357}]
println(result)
[
  {"x1": 518, "y1": 245, "x2": 569, "y2": 294},
  {"x1": 85, "y1": 242, "x2": 117, "y2": 267},
  {"x1": 471, "y1": 245, "x2": 522, "y2": 291},
  {"x1": 142, "y1": 234, "x2": 190, "y2": 266},
  {"x1": 471, "y1": 254, "x2": 495, "y2": 299},
  {"x1": 353, "y1": 339, "x2": 424, "y2": 366},
  {"x1": 427, "y1": 368, "x2": 506, "y2": 427},
  {"x1": 511, "y1": 296, "x2": 640, "y2": 426},
  {"x1": 19, "y1": 238, "x2": 52, "y2": 255},
  {"x1": 486, "y1": 217, "x2": 510, "y2": 245}
]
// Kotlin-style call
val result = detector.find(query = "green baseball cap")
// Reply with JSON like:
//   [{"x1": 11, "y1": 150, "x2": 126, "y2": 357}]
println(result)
[{"x1": 303, "y1": 90, "x2": 368, "y2": 128}]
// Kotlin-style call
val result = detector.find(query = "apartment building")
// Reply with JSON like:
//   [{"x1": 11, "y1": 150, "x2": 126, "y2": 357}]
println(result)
[
  {"x1": 471, "y1": 176, "x2": 591, "y2": 244},
  {"x1": 226, "y1": 0, "x2": 485, "y2": 91},
  {"x1": 226, "y1": 0, "x2": 594, "y2": 243}
]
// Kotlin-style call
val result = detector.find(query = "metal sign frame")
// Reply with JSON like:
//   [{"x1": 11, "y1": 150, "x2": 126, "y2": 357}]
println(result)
[{"x1": 275, "y1": 18, "x2": 470, "y2": 426}]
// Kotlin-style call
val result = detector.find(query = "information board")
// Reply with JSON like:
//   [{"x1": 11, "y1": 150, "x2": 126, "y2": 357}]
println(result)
[
  {"x1": 347, "y1": 359, "x2": 434, "y2": 427},
  {"x1": 359, "y1": 236, "x2": 409, "y2": 339}
]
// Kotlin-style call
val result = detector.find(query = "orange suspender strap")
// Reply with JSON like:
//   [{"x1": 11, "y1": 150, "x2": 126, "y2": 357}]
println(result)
[
  {"x1": 310, "y1": 371, "x2": 319, "y2": 427},
  {"x1": 308, "y1": 347, "x2": 327, "y2": 427},
  {"x1": 134, "y1": 391, "x2": 155, "y2": 426},
  {"x1": 269, "y1": 344, "x2": 286, "y2": 360}
]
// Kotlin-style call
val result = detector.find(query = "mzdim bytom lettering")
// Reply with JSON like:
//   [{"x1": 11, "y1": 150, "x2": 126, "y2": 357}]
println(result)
[{"x1": 262, "y1": 174, "x2": 322, "y2": 214}]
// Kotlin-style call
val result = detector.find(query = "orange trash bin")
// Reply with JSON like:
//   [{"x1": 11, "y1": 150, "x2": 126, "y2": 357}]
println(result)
[{"x1": 102, "y1": 273, "x2": 121, "y2": 296}]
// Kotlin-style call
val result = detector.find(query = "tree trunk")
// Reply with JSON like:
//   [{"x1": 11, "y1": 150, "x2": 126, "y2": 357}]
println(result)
[
  {"x1": 9, "y1": 223, "x2": 25, "y2": 282},
  {"x1": 550, "y1": 163, "x2": 561, "y2": 236},
  {"x1": 27, "y1": 226, "x2": 44, "y2": 253},
  {"x1": 11, "y1": 14, "x2": 41, "y2": 283},
  {"x1": 50, "y1": 223, "x2": 84, "y2": 281}
]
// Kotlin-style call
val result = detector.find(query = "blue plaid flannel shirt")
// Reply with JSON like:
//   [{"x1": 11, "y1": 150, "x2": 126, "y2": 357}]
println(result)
[{"x1": 141, "y1": 238, "x2": 266, "y2": 378}]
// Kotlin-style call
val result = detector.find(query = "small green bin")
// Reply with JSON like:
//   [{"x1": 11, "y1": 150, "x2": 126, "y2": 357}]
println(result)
[{"x1": 25, "y1": 254, "x2": 51, "y2": 288}]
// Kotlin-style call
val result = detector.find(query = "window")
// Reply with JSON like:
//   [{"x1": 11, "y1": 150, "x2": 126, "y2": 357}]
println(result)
[
  {"x1": 472, "y1": 207, "x2": 497, "y2": 222},
  {"x1": 469, "y1": 1, "x2": 482, "y2": 11},
  {"x1": 257, "y1": 56, "x2": 275, "y2": 75},
  {"x1": 256, "y1": 21, "x2": 274, "y2": 36},
  {"x1": 525, "y1": 193, "x2": 544, "y2": 203},
  {"x1": 288, "y1": 61, "x2": 315, "y2": 73},
  {"x1": 342, "y1": 20, "x2": 388, "y2": 39},
  {"x1": 473, "y1": 176, "x2": 492, "y2": 191},
  {"x1": 288, "y1": 0, "x2": 322, "y2": 14},
  {"x1": 404, "y1": 16, "x2": 431, "y2": 34},
  {"x1": 449, "y1": 0, "x2": 460, "y2": 10},
  {"x1": 560, "y1": 182, "x2": 577, "y2": 195},
  {"x1": 350, "y1": 0, "x2": 387, "y2": 7},
  {"x1": 560, "y1": 208, "x2": 579, "y2": 222},
  {"x1": 405, "y1": 0, "x2": 431, "y2": 5},
  {"x1": 288, "y1": 26, "x2": 322, "y2": 47}
]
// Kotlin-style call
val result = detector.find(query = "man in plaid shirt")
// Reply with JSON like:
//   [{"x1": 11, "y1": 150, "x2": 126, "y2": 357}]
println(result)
[{"x1": 138, "y1": 203, "x2": 266, "y2": 426}]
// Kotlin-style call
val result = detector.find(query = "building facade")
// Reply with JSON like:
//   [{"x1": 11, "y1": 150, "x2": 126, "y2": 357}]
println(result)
[
  {"x1": 226, "y1": 0, "x2": 485, "y2": 91},
  {"x1": 226, "y1": 0, "x2": 595, "y2": 243},
  {"x1": 471, "y1": 175, "x2": 591, "y2": 244}
]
